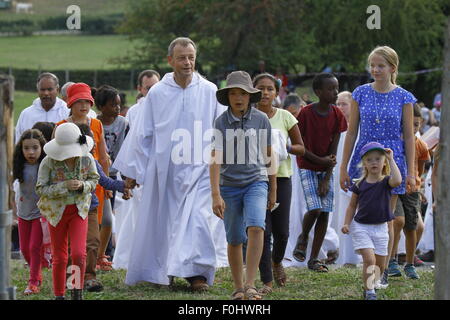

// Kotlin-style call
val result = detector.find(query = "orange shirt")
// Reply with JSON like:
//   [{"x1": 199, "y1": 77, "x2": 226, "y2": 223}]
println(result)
[{"x1": 414, "y1": 137, "x2": 431, "y2": 191}]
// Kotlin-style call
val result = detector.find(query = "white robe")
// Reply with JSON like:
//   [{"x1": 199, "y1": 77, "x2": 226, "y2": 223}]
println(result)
[
  {"x1": 113, "y1": 72, "x2": 226, "y2": 285},
  {"x1": 418, "y1": 169, "x2": 434, "y2": 252},
  {"x1": 333, "y1": 131, "x2": 361, "y2": 265}
]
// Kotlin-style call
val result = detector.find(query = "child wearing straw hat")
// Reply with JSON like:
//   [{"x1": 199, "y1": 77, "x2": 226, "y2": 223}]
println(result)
[
  {"x1": 36, "y1": 122, "x2": 99, "y2": 300},
  {"x1": 210, "y1": 71, "x2": 277, "y2": 300}
]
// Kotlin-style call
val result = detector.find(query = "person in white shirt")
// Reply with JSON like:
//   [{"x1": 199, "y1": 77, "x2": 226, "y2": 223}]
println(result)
[
  {"x1": 125, "y1": 70, "x2": 160, "y2": 126},
  {"x1": 15, "y1": 73, "x2": 69, "y2": 143}
]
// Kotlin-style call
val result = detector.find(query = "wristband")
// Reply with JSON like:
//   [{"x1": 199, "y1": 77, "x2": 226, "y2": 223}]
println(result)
[{"x1": 287, "y1": 145, "x2": 292, "y2": 153}]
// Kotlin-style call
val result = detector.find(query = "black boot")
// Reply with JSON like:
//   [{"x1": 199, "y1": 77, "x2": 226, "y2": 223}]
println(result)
[
  {"x1": 70, "y1": 289, "x2": 83, "y2": 300},
  {"x1": 55, "y1": 296, "x2": 65, "y2": 300}
]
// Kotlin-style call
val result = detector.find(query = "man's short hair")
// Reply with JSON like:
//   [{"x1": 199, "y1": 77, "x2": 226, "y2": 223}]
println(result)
[
  {"x1": 36, "y1": 72, "x2": 59, "y2": 89},
  {"x1": 167, "y1": 37, "x2": 197, "y2": 57},
  {"x1": 137, "y1": 70, "x2": 161, "y2": 87},
  {"x1": 60, "y1": 82, "x2": 75, "y2": 99},
  {"x1": 283, "y1": 93, "x2": 304, "y2": 110}
]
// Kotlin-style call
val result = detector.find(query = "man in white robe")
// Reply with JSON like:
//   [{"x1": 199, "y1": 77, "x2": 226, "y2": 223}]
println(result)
[{"x1": 113, "y1": 38, "x2": 226, "y2": 290}]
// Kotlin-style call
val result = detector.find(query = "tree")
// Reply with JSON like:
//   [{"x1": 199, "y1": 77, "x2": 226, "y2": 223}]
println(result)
[
  {"x1": 435, "y1": 14, "x2": 450, "y2": 300},
  {"x1": 116, "y1": 0, "x2": 447, "y2": 101}
]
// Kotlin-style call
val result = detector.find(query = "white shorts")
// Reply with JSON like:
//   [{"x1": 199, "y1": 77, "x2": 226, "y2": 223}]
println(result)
[{"x1": 350, "y1": 221, "x2": 389, "y2": 256}]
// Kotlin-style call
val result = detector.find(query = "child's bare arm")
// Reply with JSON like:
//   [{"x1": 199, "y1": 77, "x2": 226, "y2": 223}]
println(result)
[
  {"x1": 342, "y1": 193, "x2": 358, "y2": 234},
  {"x1": 386, "y1": 148, "x2": 402, "y2": 188}
]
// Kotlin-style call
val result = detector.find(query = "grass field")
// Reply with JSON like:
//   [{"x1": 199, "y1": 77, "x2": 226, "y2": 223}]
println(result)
[
  {"x1": 10, "y1": 259, "x2": 434, "y2": 300},
  {"x1": 0, "y1": 0, "x2": 127, "y2": 21},
  {"x1": 0, "y1": 35, "x2": 135, "y2": 70},
  {"x1": 13, "y1": 90, "x2": 137, "y2": 124}
]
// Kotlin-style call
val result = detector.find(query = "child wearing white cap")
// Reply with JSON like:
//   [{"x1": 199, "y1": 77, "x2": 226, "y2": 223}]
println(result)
[{"x1": 36, "y1": 122, "x2": 99, "y2": 300}]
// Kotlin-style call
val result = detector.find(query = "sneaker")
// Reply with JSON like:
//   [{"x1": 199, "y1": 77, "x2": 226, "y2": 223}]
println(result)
[
  {"x1": 375, "y1": 279, "x2": 389, "y2": 290},
  {"x1": 418, "y1": 250, "x2": 434, "y2": 262},
  {"x1": 414, "y1": 255, "x2": 425, "y2": 267},
  {"x1": 388, "y1": 259, "x2": 402, "y2": 277},
  {"x1": 404, "y1": 264, "x2": 420, "y2": 279},
  {"x1": 379, "y1": 270, "x2": 389, "y2": 288},
  {"x1": 84, "y1": 278, "x2": 104, "y2": 292},
  {"x1": 363, "y1": 290, "x2": 377, "y2": 300}
]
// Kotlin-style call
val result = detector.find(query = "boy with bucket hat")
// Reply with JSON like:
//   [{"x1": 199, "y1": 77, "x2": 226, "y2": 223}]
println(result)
[
  {"x1": 210, "y1": 71, "x2": 277, "y2": 300},
  {"x1": 36, "y1": 122, "x2": 100, "y2": 300}
]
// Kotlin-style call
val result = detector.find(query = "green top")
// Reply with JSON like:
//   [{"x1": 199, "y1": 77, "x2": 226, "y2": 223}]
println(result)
[
  {"x1": 269, "y1": 108, "x2": 298, "y2": 177},
  {"x1": 36, "y1": 154, "x2": 99, "y2": 227}
]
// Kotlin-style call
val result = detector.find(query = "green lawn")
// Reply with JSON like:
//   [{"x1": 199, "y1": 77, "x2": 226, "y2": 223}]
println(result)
[
  {"x1": 10, "y1": 259, "x2": 434, "y2": 300},
  {"x1": 0, "y1": 35, "x2": 135, "y2": 70},
  {"x1": 13, "y1": 90, "x2": 137, "y2": 124},
  {"x1": 0, "y1": 0, "x2": 127, "y2": 21}
]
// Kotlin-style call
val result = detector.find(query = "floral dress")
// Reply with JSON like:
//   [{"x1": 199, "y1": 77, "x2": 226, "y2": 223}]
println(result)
[{"x1": 348, "y1": 83, "x2": 416, "y2": 194}]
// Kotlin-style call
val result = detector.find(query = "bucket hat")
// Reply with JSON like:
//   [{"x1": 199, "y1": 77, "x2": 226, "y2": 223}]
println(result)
[
  {"x1": 359, "y1": 141, "x2": 386, "y2": 159},
  {"x1": 67, "y1": 82, "x2": 94, "y2": 108},
  {"x1": 216, "y1": 71, "x2": 261, "y2": 106},
  {"x1": 44, "y1": 122, "x2": 94, "y2": 161}
]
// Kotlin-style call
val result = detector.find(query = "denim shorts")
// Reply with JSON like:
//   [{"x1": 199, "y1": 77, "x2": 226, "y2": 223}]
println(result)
[
  {"x1": 299, "y1": 168, "x2": 334, "y2": 213},
  {"x1": 220, "y1": 180, "x2": 268, "y2": 245}
]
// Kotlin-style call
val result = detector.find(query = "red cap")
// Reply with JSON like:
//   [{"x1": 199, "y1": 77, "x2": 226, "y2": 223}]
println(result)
[{"x1": 67, "y1": 83, "x2": 94, "y2": 108}]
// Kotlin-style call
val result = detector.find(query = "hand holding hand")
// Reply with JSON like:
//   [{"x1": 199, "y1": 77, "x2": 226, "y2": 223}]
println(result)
[
  {"x1": 122, "y1": 188, "x2": 133, "y2": 200},
  {"x1": 125, "y1": 178, "x2": 137, "y2": 189}
]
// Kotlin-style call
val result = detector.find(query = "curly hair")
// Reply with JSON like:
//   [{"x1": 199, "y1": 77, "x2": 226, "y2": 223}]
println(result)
[
  {"x1": 13, "y1": 129, "x2": 47, "y2": 183},
  {"x1": 93, "y1": 85, "x2": 119, "y2": 109}
]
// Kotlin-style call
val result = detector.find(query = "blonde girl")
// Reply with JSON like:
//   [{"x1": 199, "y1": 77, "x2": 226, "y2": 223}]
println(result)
[
  {"x1": 339, "y1": 46, "x2": 416, "y2": 286},
  {"x1": 342, "y1": 142, "x2": 402, "y2": 300}
]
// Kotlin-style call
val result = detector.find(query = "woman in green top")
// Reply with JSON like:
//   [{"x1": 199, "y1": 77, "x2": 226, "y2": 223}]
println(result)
[{"x1": 253, "y1": 73, "x2": 305, "y2": 292}]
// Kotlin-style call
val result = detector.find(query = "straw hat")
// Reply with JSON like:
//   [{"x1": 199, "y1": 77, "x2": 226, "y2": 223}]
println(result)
[
  {"x1": 44, "y1": 123, "x2": 94, "y2": 161},
  {"x1": 216, "y1": 71, "x2": 261, "y2": 106}
]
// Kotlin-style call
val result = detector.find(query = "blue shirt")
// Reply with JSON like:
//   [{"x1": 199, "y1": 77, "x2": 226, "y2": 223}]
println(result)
[{"x1": 89, "y1": 160, "x2": 125, "y2": 211}]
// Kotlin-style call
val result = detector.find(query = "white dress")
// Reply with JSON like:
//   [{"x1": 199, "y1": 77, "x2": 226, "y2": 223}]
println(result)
[{"x1": 113, "y1": 72, "x2": 226, "y2": 285}]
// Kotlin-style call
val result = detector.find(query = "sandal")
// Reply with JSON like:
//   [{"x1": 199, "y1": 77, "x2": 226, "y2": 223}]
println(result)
[
  {"x1": 325, "y1": 250, "x2": 339, "y2": 264},
  {"x1": 244, "y1": 285, "x2": 262, "y2": 300},
  {"x1": 96, "y1": 255, "x2": 113, "y2": 271},
  {"x1": 307, "y1": 259, "x2": 329, "y2": 273},
  {"x1": 293, "y1": 235, "x2": 308, "y2": 262},
  {"x1": 272, "y1": 262, "x2": 287, "y2": 287},
  {"x1": 190, "y1": 279, "x2": 209, "y2": 293},
  {"x1": 258, "y1": 285, "x2": 273, "y2": 295},
  {"x1": 24, "y1": 284, "x2": 40, "y2": 295},
  {"x1": 231, "y1": 288, "x2": 245, "y2": 300}
]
